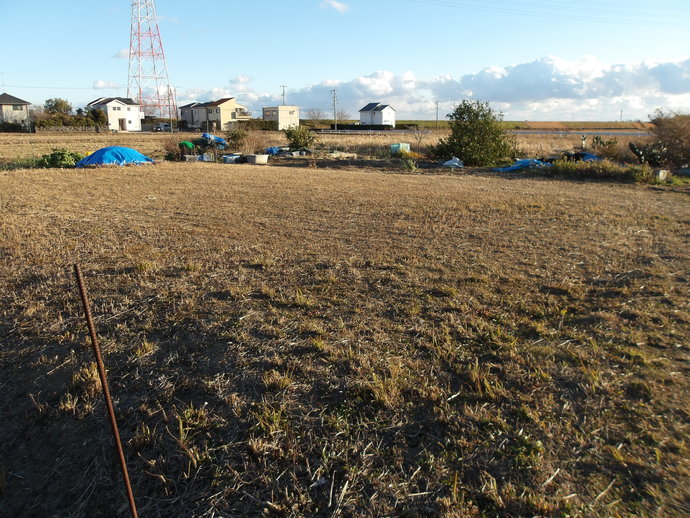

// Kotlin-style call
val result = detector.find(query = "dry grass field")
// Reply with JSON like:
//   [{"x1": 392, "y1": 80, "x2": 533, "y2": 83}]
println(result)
[{"x1": 0, "y1": 133, "x2": 688, "y2": 517}]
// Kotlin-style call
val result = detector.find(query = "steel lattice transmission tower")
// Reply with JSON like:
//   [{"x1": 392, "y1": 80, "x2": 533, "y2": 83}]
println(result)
[{"x1": 127, "y1": 0, "x2": 177, "y2": 119}]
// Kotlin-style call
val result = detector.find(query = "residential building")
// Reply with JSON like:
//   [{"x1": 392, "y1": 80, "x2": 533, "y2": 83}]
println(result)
[
  {"x1": 0, "y1": 93, "x2": 31, "y2": 129},
  {"x1": 262, "y1": 106, "x2": 300, "y2": 130},
  {"x1": 180, "y1": 98, "x2": 251, "y2": 131},
  {"x1": 86, "y1": 97, "x2": 143, "y2": 131},
  {"x1": 359, "y1": 102, "x2": 396, "y2": 128}
]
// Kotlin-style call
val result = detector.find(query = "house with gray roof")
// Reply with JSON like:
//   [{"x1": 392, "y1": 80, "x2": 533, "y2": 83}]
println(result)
[
  {"x1": 359, "y1": 102, "x2": 396, "y2": 128},
  {"x1": 0, "y1": 93, "x2": 31, "y2": 130}
]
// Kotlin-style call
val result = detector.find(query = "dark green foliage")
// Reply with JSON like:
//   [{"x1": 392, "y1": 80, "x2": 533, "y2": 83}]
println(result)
[
  {"x1": 628, "y1": 141, "x2": 666, "y2": 167},
  {"x1": 0, "y1": 121, "x2": 27, "y2": 132},
  {"x1": 37, "y1": 148, "x2": 85, "y2": 168},
  {"x1": 225, "y1": 128, "x2": 248, "y2": 151},
  {"x1": 44, "y1": 98, "x2": 72, "y2": 115},
  {"x1": 284, "y1": 126, "x2": 318, "y2": 150},
  {"x1": 435, "y1": 100, "x2": 516, "y2": 166},
  {"x1": 89, "y1": 108, "x2": 107, "y2": 126}
]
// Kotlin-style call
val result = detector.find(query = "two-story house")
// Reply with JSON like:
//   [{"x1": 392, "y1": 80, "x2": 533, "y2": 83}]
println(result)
[
  {"x1": 86, "y1": 97, "x2": 144, "y2": 131},
  {"x1": 0, "y1": 93, "x2": 31, "y2": 129}
]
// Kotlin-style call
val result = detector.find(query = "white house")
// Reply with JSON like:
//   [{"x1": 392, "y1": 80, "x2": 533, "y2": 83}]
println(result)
[
  {"x1": 0, "y1": 93, "x2": 31, "y2": 129},
  {"x1": 359, "y1": 102, "x2": 396, "y2": 128},
  {"x1": 262, "y1": 106, "x2": 300, "y2": 130},
  {"x1": 86, "y1": 97, "x2": 143, "y2": 131}
]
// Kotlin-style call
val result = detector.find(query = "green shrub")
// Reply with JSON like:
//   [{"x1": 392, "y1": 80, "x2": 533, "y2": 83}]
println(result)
[
  {"x1": 284, "y1": 126, "x2": 318, "y2": 150},
  {"x1": 225, "y1": 128, "x2": 248, "y2": 151},
  {"x1": 435, "y1": 99, "x2": 517, "y2": 167},
  {"x1": 38, "y1": 148, "x2": 85, "y2": 168}
]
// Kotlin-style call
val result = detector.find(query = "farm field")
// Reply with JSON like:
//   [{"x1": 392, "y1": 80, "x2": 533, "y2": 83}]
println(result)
[{"x1": 0, "y1": 138, "x2": 688, "y2": 516}]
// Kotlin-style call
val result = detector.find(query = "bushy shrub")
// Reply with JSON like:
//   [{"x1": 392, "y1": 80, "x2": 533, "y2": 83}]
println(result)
[
  {"x1": 435, "y1": 99, "x2": 516, "y2": 167},
  {"x1": 37, "y1": 148, "x2": 85, "y2": 168},
  {"x1": 284, "y1": 126, "x2": 318, "y2": 150},
  {"x1": 225, "y1": 128, "x2": 248, "y2": 151},
  {"x1": 0, "y1": 122, "x2": 27, "y2": 133},
  {"x1": 650, "y1": 110, "x2": 690, "y2": 167}
]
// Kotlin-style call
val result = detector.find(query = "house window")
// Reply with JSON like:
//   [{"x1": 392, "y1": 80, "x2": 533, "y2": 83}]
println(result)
[
  {"x1": 216, "y1": 109, "x2": 220, "y2": 113},
  {"x1": 127, "y1": 107, "x2": 131, "y2": 111},
  {"x1": 128, "y1": 120, "x2": 132, "y2": 124},
  {"x1": 208, "y1": 109, "x2": 212, "y2": 114},
  {"x1": 12, "y1": 105, "x2": 23, "y2": 110}
]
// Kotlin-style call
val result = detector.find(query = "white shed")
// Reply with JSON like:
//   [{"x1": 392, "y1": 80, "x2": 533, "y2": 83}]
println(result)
[{"x1": 359, "y1": 103, "x2": 396, "y2": 128}]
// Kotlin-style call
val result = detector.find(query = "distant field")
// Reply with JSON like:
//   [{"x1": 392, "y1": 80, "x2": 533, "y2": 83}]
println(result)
[
  {"x1": 1, "y1": 160, "x2": 687, "y2": 516},
  {"x1": 0, "y1": 125, "x2": 653, "y2": 165}
]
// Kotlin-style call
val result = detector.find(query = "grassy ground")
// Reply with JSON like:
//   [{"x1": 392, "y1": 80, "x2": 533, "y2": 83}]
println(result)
[{"x1": 0, "y1": 157, "x2": 687, "y2": 516}]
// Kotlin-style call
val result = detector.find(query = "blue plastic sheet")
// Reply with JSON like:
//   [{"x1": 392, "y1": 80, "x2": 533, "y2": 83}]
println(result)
[
  {"x1": 266, "y1": 147, "x2": 281, "y2": 155},
  {"x1": 76, "y1": 146, "x2": 154, "y2": 167},
  {"x1": 494, "y1": 159, "x2": 552, "y2": 172}
]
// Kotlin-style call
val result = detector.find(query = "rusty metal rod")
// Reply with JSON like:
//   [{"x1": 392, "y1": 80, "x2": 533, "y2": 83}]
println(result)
[{"x1": 73, "y1": 264, "x2": 139, "y2": 518}]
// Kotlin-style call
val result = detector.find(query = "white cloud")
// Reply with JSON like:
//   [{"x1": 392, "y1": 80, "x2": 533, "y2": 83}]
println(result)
[
  {"x1": 93, "y1": 80, "x2": 120, "y2": 89},
  {"x1": 114, "y1": 49, "x2": 129, "y2": 59},
  {"x1": 320, "y1": 0, "x2": 350, "y2": 14},
  {"x1": 176, "y1": 56, "x2": 690, "y2": 121}
]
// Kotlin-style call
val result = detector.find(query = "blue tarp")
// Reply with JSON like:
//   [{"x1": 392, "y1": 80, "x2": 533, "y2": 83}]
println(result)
[
  {"x1": 76, "y1": 146, "x2": 154, "y2": 167},
  {"x1": 266, "y1": 147, "x2": 281, "y2": 155},
  {"x1": 494, "y1": 159, "x2": 553, "y2": 172},
  {"x1": 201, "y1": 133, "x2": 227, "y2": 149}
]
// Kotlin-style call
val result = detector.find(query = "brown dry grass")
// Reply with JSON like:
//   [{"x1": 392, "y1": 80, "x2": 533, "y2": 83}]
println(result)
[{"x1": 1, "y1": 151, "x2": 687, "y2": 517}]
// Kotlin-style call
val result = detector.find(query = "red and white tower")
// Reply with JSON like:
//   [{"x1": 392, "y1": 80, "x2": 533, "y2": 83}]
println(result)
[{"x1": 127, "y1": 0, "x2": 177, "y2": 120}]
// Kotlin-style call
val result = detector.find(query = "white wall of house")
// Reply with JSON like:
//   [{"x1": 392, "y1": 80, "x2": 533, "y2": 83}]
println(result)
[
  {"x1": 89, "y1": 100, "x2": 143, "y2": 131},
  {"x1": 263, "y1": 106, "x2": 300, "y2": 130},
  {"x1": 359, "y1": 106, "x2": 396, "y2": 127},
  {"x1": 0, "y1": 104, "x2": 30, "y2": 126}
]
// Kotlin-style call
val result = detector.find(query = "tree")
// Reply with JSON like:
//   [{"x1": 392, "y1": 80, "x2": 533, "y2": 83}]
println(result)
[
  {"x1": 306, "y1": 108, "x2": 326, "y2": 127},
  {"x1": 284, "y1": 125, "x2": 318, "y2": 150},
  {"x1": 649, "y1": 109, "x2": 690, "y2": 167},
  {"x1": 336, "y1": 109, "x2": 350, "y2": 122},
  {"x1": 436, "y1": 99, "x2": 516, "y2": 166},
  {"x1": 89, "y1": 108, "x2": 107, "y2": 126},
  {"x1": 44, "y1": 98, "x2": 72, "y2": 115}
]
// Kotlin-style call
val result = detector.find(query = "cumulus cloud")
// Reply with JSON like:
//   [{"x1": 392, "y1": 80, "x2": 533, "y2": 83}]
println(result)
[
  {"x1": 320, "y1": 0, "x2": 350, "y2": 14},
  {"x1": 177, "y1": 57, "x2": 690, "y2": 121},
  {"x1": 93, "y1": 80, "x2": 120, "y2": 89},
  {"x1": 114, "y1": 49, "x2": 129, "y2": 59}
]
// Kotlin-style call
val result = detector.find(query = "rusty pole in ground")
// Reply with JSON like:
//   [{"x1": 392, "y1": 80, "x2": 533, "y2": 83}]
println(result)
[{"x1": 73, "y1": 264, "x2": 139, "y2": 518}]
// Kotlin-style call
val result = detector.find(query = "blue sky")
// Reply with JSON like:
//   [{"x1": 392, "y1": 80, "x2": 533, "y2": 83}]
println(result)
[{"x1": 1, "y1": 0, "x2": 689, "y2": 120}]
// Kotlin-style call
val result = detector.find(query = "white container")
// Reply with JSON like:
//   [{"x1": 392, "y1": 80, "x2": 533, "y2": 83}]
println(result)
[
  {"x1": 223, "y1": 154, "x2": 241, "y2": 164},
  {"x1": 247, "y1": 154, "x2": 269, "y2": 165}
]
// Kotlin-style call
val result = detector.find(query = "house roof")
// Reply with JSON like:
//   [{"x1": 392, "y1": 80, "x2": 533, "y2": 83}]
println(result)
[
  {"x1": 0, "y1": 93, "x2": 30, "y2": 105},
  {"x1": 192, "y1": 98, "x2": 247, "y2": 110},
  {"x1": 359, "y1": 102, "x2": 395, "y2": 112},
  {"x1": 86, "y1": 97, "x2": 140, "y2": 107},
  {"x1": 179, "y1": 102, "x2": 201, "y2": 110}
]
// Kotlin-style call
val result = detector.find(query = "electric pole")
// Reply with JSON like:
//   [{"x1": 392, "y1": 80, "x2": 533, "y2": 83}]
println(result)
[
  {"x1": 330, "y1": 89, "x2": 337, "y2": 130},
  {"x1": 280, "y1": 85, "x2": 287, "y2": 106}
]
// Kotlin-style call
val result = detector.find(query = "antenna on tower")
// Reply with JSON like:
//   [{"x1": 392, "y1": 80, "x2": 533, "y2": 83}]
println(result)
[{"x1": 127, "y1": 0, "x2": 177, "y2": 124}]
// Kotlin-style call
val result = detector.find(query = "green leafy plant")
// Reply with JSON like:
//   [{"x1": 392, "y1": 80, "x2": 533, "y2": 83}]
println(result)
[
  {"x1": 284, "y1": 125, "x2": 318, "y2": 150},
  {"x1": 435, "y1": 99, "x2": 516, "y2": 167},
  {"x1": 37, "y1": 148, "x2": 85, "y2": 168}
]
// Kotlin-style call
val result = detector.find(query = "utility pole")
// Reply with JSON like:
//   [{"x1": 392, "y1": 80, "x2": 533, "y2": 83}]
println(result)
[
  {"x1": 330, "y1": 89, "x2": 337, "y2": 130},
  {"x1": 435, "y1": 100, "x2": 439, "y2": 131},
  {"x1": 280, "y1": 85, "x2": 287, "y2": 106}
]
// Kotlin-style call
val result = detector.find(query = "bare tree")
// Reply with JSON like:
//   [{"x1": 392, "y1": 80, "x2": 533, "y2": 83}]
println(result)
[
  {"x1": 336, "y1": 109, "x2": 351, "y2": 122},
  {"x1": 306, "y1": 108, "x2": 326, "y2": 127}
]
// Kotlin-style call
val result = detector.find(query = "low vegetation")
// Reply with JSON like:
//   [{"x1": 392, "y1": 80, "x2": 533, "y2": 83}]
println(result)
[{"x1": 0, "y1": 152, "x2": 688, "y2": 516}]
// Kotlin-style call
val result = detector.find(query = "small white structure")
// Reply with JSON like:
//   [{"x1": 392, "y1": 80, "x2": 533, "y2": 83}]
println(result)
[
  {"x1": 262, "y1": 106, "x2": 300, "y2": 130},
  {"x1": 86, "y1": 97, "x2": 143, "y2": 131},
  {"x1": 0, "y1": 93, "x2": 31, "y2": 129},
  {"x1": 359, "y1": 102, "x2": 396, "y2": 128}
]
